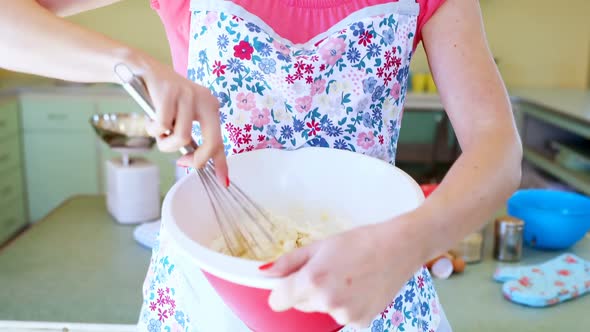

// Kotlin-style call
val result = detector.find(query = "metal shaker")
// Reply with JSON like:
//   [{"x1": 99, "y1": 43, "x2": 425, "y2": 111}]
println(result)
[{"x1": 493, "y1": 216, "x2": 524, "y2": 262}]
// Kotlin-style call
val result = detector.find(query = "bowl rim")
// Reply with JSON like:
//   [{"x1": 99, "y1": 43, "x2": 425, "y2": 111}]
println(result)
[
  {"x1": 162, "y1": 147, "x2": 425, "y2": 289},
  {"x1": 508, "y1": 188, "x2": 590, "y2": 217}
]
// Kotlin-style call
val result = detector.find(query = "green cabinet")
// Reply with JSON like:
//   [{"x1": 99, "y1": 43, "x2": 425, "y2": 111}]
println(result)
[
  {"x1": 20, "y1": 94, "x2": 99, "y2": 222},
  {"x1": 0, "y1": 97, "x2": 27, "y2": 244}
]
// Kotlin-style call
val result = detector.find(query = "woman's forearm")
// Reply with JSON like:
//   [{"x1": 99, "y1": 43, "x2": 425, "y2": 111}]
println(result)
[
  {"x1": 0, "y1": 0, "x2": 149, "y2": 83},
  {"x1": 399, "y1": 128, "x2": 522, "y2": 263}
]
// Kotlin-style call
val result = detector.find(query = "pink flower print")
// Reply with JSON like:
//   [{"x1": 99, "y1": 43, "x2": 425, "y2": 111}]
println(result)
[
  {"x1": 157, "y1": 288, "x2": 165, "y2": 298},
  {"x1": 255, "y1": 137, "x2": 282, "y2": 149},
  {"x1": 380, "y1": 306, "x2": 389, "y2": 319},
  {"x1": 358, "y1": 30, "x2": 373, "y2": 46},
  {"x1": 357, "y1": 132, "x2": 376, "y2": 150},
  {"x1": 378, "y1": 134, "x2": 384, "y2": 145},
  {"x1": 164, "y1": 295, "x2": 172, "y2": 304},
  {"x1": 212, "y1": 60, "x2": 226, "y2": 77},
  {"x1": 204, "y1": 12, "x2": 217, "y2": 26},
  {"x1": 565, "y1": 256, "x2": 578, "y2": 264},
  {"x1": 306, "y1": 119, "x2": 320, "y2": 136},
  {"x1": 417, "y1": 275, "x2": 425, "y2": 289},
  {"x1": 149, "y1": 301, "x2": 157, "y2": 311},
  {"x1": 295, "y1": 96, "x2": 312, "y2": 113},
  {"x1": 273, "y1": 41, "x2": 290, "y2": 56},
  {"x1": 554, "y1": 280, "x2": 565, "y2": 287},
  {"x1": 532, "y1": 268, "x2": 543, "y2": 274},
  {"x1": 158, "y1": 308, "x2": 168, "y2": 322},
  {"x1": 233, "y1": 40, "x2": 254, "y2": 60},
  {"x1": 250, "y1": 108, "x2": 271, "y2": 127},
  {"x1": 430, "y1": 299, "x2": 439, "y2": 314},
  {"x1": 244, "y1": 124, "x2": 252, "y2": 132},
  {"x1": 518, "y1": 276, "x2": 532, "y2": 287},
  {"x1": 390, "y1": 82, "x2": 401, "y2": 99},
  {"x1": 319, "y1": 37, "x2": 346, "y2": 65},
  {"x1": 236, "y1": 92, "x2": 256, "y2": 111},
  {"x1": 311, "y1": 79, "x2": 326, "y2": 95},
  {"x1": 558, "y1": 289, "x2": 569, "y2": 296},
  {"x1": 306, "y1": 76, "x2": 313, "y2": 84},
  {"x1": 546, "y1": 298, "x2": 559, "y2": 305},
  {"x1": 242, "y1": 133, "x2": 252, "y2": 145},
  {"x1": 557, "y1": 269, "x2": 571, "y2": 277},
  {"x1": 391, "y1": 311, "x2": 403, "y2": 328},
  {"x1": 304, "y1": 64, "x2": 314, "y2": 74}
]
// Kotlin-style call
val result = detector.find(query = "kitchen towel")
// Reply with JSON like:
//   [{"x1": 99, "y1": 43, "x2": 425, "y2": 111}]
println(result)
[{"x1": 493, "y1": 253, "x2": 590, "y2": 307}]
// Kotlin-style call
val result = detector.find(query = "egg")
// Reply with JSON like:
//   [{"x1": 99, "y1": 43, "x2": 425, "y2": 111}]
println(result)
[{"x1": 452, "y1": 257, "x2": 466, "y2": 273}]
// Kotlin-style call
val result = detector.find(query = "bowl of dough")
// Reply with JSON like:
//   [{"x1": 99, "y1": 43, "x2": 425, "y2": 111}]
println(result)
[{"x1": 162, "y1": 147, "x2": 425, "y2": 332}]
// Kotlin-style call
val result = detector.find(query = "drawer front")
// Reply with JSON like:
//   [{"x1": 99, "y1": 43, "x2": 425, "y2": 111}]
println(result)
[
  {"x1": 0, "y1": 198, "x2": 26, "y2": 245},
  {"x1": 0, "y1": 168, "x2": 24, "y2": 206},
  {"x1": 0, "y1": 136, "x2": 22, "y2": 173},
  {"x1": 0, "y1": 99, "x2": 19, "y2": 138},
  {"x1": 20, "y1": 96, "x2": 94, "y2": 131}
]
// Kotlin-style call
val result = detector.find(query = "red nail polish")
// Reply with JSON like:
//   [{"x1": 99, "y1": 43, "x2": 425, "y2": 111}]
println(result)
[
  {"x1": 258, "y1": 262, "x2": 274, "y2": 270},
  {"x1": 226, "y1": 177, "x2": 230, "y2": 188}
]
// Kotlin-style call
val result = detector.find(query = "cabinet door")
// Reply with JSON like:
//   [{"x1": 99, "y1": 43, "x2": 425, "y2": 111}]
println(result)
[
  {"x1": 96, "y1": 97, "x2": 143, "y2": 115},
  {"x1": 23, "y1": 132, "x2": 99, "y2": 222},
  {"x1": 0, "y1": 98, "x2": 19, "y2": 139},
  {"x1": 0, "y1": 198, "x2": 26, "y2": 244}
]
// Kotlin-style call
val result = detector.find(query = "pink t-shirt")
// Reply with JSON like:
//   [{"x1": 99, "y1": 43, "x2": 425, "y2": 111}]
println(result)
[{"x1": 150, "y1": 0, "x2": 446, "y2": 75}]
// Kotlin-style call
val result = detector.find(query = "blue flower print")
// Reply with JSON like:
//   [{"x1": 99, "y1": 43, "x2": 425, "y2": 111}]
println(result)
[
  {"x1": 371, "y1": 318, "x2": 384, "y2": 332},
  {"x1": 251, "y1": 70, "x2": 264, "y2": 81},
  {"x1": 362, "y1": 112, "x2": 372, "y2": 128},
  {"x1": 214, "y1": 91, "x2": 230, "y2": 108},
  {"x1": 367, "y1": 44, "x2": 382, "y2": 58},
  {"x1": 326, "y1": 125, "x2": 343, "y2": 137},
  {"x1": 198, "y1": 50, "x2": 208, "y2": 65},
  {"x1": 350, "y1": 22, "x2": 365, "y2": 36},
  {"x1": 372, "y1": 106, "x2": 382, "y2": 122},
  {"x1": 372, "y1": 85, "x2": 385, "y2": 102},
  {"x1": 245, "y1": 22, "x2": 261, "y2": 33},
  {"x1": 219, "y1": 112, "x2": 227, "y2": 124},
  {"x1": 293, "y1": 119, "x2": 305, "y2": 132},
  {"x1": 404, "y1": 288, "x2": 415, "y2": 303},
  {"x1": 320, "y1": 117, "x2": 333, "y2": 131},
  {"x1": 175, "y1": 311, "x2": 186, "y2": 327},
  {"x1": 307, "y1": 137, "x2": 329, "y2": 147},
  {"x1": 363, "y1": 77, "x2": 378, "y2": 94},
  {"x1": 148, "y1": 318, "x2": 161, "y2": 332},
  {"x1": 276, "y1": 52, "x2": 291, "y2": 63},
  {"x1": 421, "y1": 319, "x2": 430, "y2": 332},
  {"x1": 258, "y1": 58, "x2": 277, "y2": 74},
  {"x1": 227, "y1": 58, "x2": 245, "y2": 74},
  {"x1": 334, "y1": 139, "x2": 348, "y2": 150},
  {"x1": 394, "y1": 295, "x2": 403, "y2": 310},
  {"x1": 420, "y1": 301, "x2": 430, "y2": 316},
  {"x1": 397, "y1": 65, "x2": 409, "y2": 83},
  {"x1": 280, "y1": 125, "x2": 293, "y2": 139},
  {"x1": 383, "y1": 28, "x2": 395, "y2": 45},
  {"x1": 257, "y1": 42, "x2": 272, "y2": 57},
  {"x1": 346, "y1": 47, "x2": 361, "y2": 63},
  {"x1": 407, "y1": 277, "x2": 417, "y2": 288},
  {"x1": 217, "y1": 34, "x2": 229, "y2": 49},
  {"x1": 266, "y1": 124, "x2": 277, "y2": 136},
  {"x1": 187, "y1": 68, "x2": 196, "y2": 81},
  {"x1": 196, "y1": 67, "x2": 205, "y2": 81},
  {"x1": 411, "y1": 302, "x2": 420, "y2": 317}
]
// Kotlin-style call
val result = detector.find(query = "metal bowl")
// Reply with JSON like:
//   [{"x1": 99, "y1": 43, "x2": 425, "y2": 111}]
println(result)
[{"x1": 90, "y1": 112, "x2": 155, "y2": 150}]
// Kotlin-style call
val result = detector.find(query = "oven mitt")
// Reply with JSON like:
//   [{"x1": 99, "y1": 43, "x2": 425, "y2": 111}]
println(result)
[{"x1": 493, "y1": 253, "x2": 590, "y2": 307}]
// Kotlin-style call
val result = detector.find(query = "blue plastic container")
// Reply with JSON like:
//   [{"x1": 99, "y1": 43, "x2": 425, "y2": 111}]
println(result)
[{"x1": 507, "y1": 189, "x2": 590, "y2": 250}]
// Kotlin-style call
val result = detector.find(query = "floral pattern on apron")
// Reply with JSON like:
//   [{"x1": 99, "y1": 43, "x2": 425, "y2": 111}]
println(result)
[{"x1": 138, "y1": 1, "x2": 444, "y2": 331}]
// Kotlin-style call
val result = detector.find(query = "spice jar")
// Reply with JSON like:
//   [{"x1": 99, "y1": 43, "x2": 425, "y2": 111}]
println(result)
[
  {"x1": 452, "y1": 229, "x2": 484, "y2": 263},
  {"x1": 493, "y1": 216, "x2": 524, "y2": 262}
]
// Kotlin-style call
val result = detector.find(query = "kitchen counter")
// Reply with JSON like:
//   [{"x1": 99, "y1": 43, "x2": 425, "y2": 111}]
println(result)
[
  {"x1": 0, "y1": 196, "x2": 151, "y2": 328},
  {"x1": 1, "y1": 196, "x2": 589, "y2": 331},
  {"x1": 434, "y1": 225, "x2": 590, "y2": 332}
]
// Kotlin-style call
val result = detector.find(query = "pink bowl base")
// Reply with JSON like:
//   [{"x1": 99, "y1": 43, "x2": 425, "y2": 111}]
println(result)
[{"x1": 202, "y1": 270, "x2": 344, "y2": 332}]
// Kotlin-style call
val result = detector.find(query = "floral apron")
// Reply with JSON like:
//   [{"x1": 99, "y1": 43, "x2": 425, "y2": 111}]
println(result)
[{"x1": 138, "y1": 0, "x2": 449, "y2": 331}]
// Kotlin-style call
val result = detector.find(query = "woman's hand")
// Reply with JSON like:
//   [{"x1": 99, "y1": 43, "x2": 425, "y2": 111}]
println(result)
[
  {"x1": 259, "y1": 217, "x2": 424, "y2": 328},
  {"x1": 135, "y1": 58, "x2": 228, "y2": 184}
]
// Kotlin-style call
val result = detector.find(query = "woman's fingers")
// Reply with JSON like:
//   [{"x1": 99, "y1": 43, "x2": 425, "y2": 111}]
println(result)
[{"x1": 157, "y1": 94, "x2": 194, "y2": 152}]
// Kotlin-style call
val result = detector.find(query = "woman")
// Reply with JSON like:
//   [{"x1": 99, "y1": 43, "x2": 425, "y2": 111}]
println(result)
[{"x1": 0, "y1": 0, "x2": 522, "y2": 331}]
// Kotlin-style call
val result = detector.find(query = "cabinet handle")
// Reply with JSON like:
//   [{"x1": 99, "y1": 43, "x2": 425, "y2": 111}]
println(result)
[
  {"x1": 0, "y1": 185, "x2": 12, "y2": 197},
  {"x1": 0, "y1": 153, "x2": 8, "y2": 163},
  {"x1": 47, "y1": 113, "x2": 68, "y2": 121}
]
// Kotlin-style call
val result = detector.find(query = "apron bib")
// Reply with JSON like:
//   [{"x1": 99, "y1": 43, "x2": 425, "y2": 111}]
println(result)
[{"x1": 138, "y1": 1, "x2": 445, "y2": 331}]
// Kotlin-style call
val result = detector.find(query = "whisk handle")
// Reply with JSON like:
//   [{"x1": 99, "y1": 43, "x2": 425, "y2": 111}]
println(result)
[{"x1": 114, "y1": 63, "x2": 198, "y2": 156}]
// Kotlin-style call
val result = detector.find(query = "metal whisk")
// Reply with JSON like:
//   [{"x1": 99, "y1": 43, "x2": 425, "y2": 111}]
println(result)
[{"x1": 114, "y1": 63, "x2": 279, "y2": 260}]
